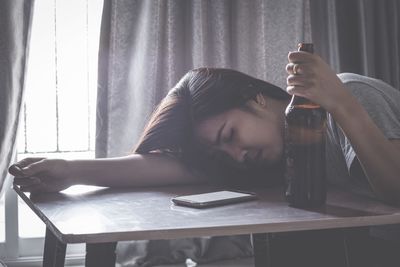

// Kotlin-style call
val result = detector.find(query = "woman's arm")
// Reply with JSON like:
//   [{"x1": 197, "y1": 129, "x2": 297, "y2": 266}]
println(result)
[
  {"x1": 9, "y1": 154, "x2": 204, "y2": 193},
  {"x1": 287, "y1": 51, "x2": 400, "y2": 204},
  {"x1": 329, "y1": 96, "x2": 400, "y2": 203}
]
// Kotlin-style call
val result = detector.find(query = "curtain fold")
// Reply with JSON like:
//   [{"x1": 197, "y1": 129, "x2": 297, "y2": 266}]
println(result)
[
  {"x1": 0, "y1": 0, "x2": 34, "y2": 193},
  {"x1": 96, "y1": 0, "x2": 311, "y2": 158},
  {"x1": 310, "y1": 0, "x2": 400, "y2": 89}
]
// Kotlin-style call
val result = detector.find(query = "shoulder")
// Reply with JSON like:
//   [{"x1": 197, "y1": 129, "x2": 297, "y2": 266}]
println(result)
[
  {"x1": 337, "y1": 73, "x2": 400, "y2": 110},
  {"x1": 338, "y1": 72, "x2": 387, "y2": 85},
  {"x1": 337, "y1": 73, "x2": 400, "y2": 139},
  {"x1": 337, "y1": 73, "x2": 399, "y2": 98}
]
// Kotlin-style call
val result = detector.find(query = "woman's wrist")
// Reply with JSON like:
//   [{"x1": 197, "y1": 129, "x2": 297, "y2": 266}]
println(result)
[
  {"x1": 326, "y1": 90, "x2": 360, "y2": 122},
  {"x1": 63, "y1": 159, "x2": 82, "y2": 185},
  {"x1": 65, "y1": 158, "x2": 118, "y2": 186}
]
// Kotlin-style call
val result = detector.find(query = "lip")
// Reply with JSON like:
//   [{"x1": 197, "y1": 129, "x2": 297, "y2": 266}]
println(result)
[
  {"x1": 243, "y1": 149, "x2": 264, "y2": 166},
  {"x1": 246, "y1": 149, "x2": 262, "y2": 163}
]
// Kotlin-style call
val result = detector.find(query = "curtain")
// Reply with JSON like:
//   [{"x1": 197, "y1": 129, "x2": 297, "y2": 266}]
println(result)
[
  {"x1": 96, "y1": 0, "x2": 311, "y2": 265},
  {"x1": 0, "y1": 0, "x2": 34, "y2": 194},
  {"x1": 96, "y1": 0, "x2": 311, "y2": 158},
  {"x1": 310, "y1": 0, "x2": 400, "y2": 89}
]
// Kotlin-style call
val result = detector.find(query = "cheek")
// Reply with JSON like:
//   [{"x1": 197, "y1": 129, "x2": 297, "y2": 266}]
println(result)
[
  {"x1": 266, "y1": 117, "x2": 284, "y2": 144},
  {"x1": 259, "y1": 124, "x2": 284, "y2": 157},
  {"x1": 258, "y1": 122, "x2": 283, "y2": 145},
  {"x1": 263, "y1": 135, "x2": 284, "y2": 163},
  {"x1": 267, "y1": 133, "x2": 284, "y2": 154}
]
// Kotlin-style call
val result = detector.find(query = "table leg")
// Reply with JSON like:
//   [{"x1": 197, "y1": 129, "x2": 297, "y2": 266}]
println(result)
[
  {"x1": 85, "y1": 242, "x2": 117, "y2": 267},
  {"x1": 252, "y1": 233, "x2": 272, "y2": 267},
  {"x1": 341, "y1": 227, "x2": 372, "y2": 267},
  {"x1": 43, "y1": 228, "x2": 67, "y2": 267}
]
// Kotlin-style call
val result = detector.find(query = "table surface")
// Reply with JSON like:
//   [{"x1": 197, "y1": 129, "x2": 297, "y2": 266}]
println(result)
[{"x1": 14, "y1": 184, "x2": 400, "y2": 244}]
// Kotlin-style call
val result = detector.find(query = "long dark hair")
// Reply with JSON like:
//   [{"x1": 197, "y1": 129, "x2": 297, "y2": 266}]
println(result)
[{"x1": 134, "y1": 68, "x2": 290, "y2": 185}]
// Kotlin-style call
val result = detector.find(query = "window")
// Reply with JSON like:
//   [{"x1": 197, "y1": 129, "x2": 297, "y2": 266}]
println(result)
[{"x1": 2, "y1": 0, "x2": 103, "y2": 263}]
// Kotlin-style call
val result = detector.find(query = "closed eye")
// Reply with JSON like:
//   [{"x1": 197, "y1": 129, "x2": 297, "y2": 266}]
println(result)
[{"x1": 222, "y1": 128, "x2": 234, "y2": 143}]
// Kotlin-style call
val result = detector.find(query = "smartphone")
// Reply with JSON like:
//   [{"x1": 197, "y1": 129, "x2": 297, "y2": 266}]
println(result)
[{"x1": 172, "y1": 190, "x2": 257, "y2": 208}]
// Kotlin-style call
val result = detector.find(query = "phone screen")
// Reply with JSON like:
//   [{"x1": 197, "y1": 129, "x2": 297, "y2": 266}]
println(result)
[{"x1": 172, "y1": 190, "x2": 257, "y2": 208}]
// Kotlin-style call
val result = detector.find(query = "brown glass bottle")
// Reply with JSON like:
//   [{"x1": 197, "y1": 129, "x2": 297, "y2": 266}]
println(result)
[{"x1": 284, "y1": 43, "x2": 327, "y2": 208}]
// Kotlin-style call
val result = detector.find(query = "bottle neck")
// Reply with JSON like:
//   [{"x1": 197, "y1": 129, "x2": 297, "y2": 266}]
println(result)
[{"x1": 289, "y1": 95, "x2": 321, "y2": 108}]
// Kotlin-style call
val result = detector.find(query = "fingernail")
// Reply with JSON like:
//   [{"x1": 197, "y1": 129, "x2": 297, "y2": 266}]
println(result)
[{"x1": 9, "y1": 165, "x2": 24, "y2": 175}]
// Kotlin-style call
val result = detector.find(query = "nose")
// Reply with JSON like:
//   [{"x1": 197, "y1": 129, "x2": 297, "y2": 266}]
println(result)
[{"x1": 221, "y1": 144, "x2": 247, "y2": 163}]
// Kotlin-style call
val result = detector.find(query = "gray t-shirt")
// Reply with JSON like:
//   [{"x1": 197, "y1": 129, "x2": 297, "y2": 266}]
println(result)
[{"x1": 326, "y1": 73, "x2": 400, "y2": 199}]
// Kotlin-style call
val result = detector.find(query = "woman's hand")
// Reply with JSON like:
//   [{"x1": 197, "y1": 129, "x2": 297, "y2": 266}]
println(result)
[
  {"x1": 9, "y1": 158, "x2": 73, "y2": 193},
  {"x1": 285, "y1": 51, "x2": 400, "y2": 204},
  {"x1": 285, "y1": 51, "x2": 352, "y2": 114}
]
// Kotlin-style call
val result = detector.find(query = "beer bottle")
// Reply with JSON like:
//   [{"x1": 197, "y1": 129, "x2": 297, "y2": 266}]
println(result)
[{"x1": 284, "y1": 43, "x2": 327, "y2": 208}]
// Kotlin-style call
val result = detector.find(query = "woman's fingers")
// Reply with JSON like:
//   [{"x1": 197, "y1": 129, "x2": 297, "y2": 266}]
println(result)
[
  {"x1": 286, "y1": 77, "x2": 315, "y2": 98},
  {"x1": 19, "y1": 183, "x2": 46, "y2": 193},
  {"x1": 286, "y1": 52, "x2": 318, "y2": 98},
  {"x1": 286, "y1": 86, "x2": 309, "y2": 98},
  {"x1": 288, "y1": 51, "x2": 314, "y2": 63},
  {"x1": 21, "y1": 160, "x2": 49, "y2": 176},
  {"x1": 14, "y1": 177, "x2": 41, "y2": 186},
  {"x1": 11, "y1": 158, "x2": 70, "y2": 193},
  {"x1": 286, "y1": 74, "x2": 314, "y2": 96},
  {"x1": 14, "y1": 157, "x2": 45, "y2": 168},
  {"x1": 286, "y1": 49, "x2": 349, "y2": 112},
  {"x1": 286, "y1": 63, "x2": 313, "y2": 76},
  {"x1": 8, "y1": 165, "x2": 24, "y2": 176},
  {"x1": 287, "y1": 74, "x2": 313, "y2": 87},
  {"x1": 9, "y1": 157, "x2": 46, "y2": 176},
  {"x1": 286, "y1": 51, "x2": 317, "y2": 76},
  {"x1": 15, "y1": 176, "x2": 45, "y2": 193}
]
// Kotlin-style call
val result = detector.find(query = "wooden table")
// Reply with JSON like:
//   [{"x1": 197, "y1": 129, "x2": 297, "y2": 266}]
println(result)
[{"x1": 14, "y1": 184, "x2": 400, "y2": 267}]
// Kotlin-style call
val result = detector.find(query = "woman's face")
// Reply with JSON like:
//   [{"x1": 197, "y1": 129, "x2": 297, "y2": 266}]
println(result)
[{"x1": 194, "y1": 95, "x2": 287, "y2": 169}]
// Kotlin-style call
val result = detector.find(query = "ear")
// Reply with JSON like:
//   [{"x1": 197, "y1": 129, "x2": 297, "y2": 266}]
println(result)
[{"x1": 254, "y1": 93, "x2": 266, "y2": 107}]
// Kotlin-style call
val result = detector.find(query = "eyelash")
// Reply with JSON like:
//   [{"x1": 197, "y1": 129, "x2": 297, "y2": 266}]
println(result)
[{"x1": 223, "y1": 128, "x2": 234, "y2": 143}]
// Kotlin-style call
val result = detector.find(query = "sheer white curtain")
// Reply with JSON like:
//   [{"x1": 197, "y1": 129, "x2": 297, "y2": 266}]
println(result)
[
  {"x1": 96, "y1": 0, "x2": 311, "y2": 158},
  {"x1": 96, "y1": 0, "x2": 311, "y2": 265},
  {"x1": 0, "y1": 0, "x2": 34, "y2": 193}
]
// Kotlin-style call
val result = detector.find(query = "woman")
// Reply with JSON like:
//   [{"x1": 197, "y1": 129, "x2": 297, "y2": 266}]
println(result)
[
  {"x1": 9, "y1": 50, "x2": 400, "y2": 204},
  {"x1": 9, "y1": 48, "x2": 400, "y2": 267}
]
